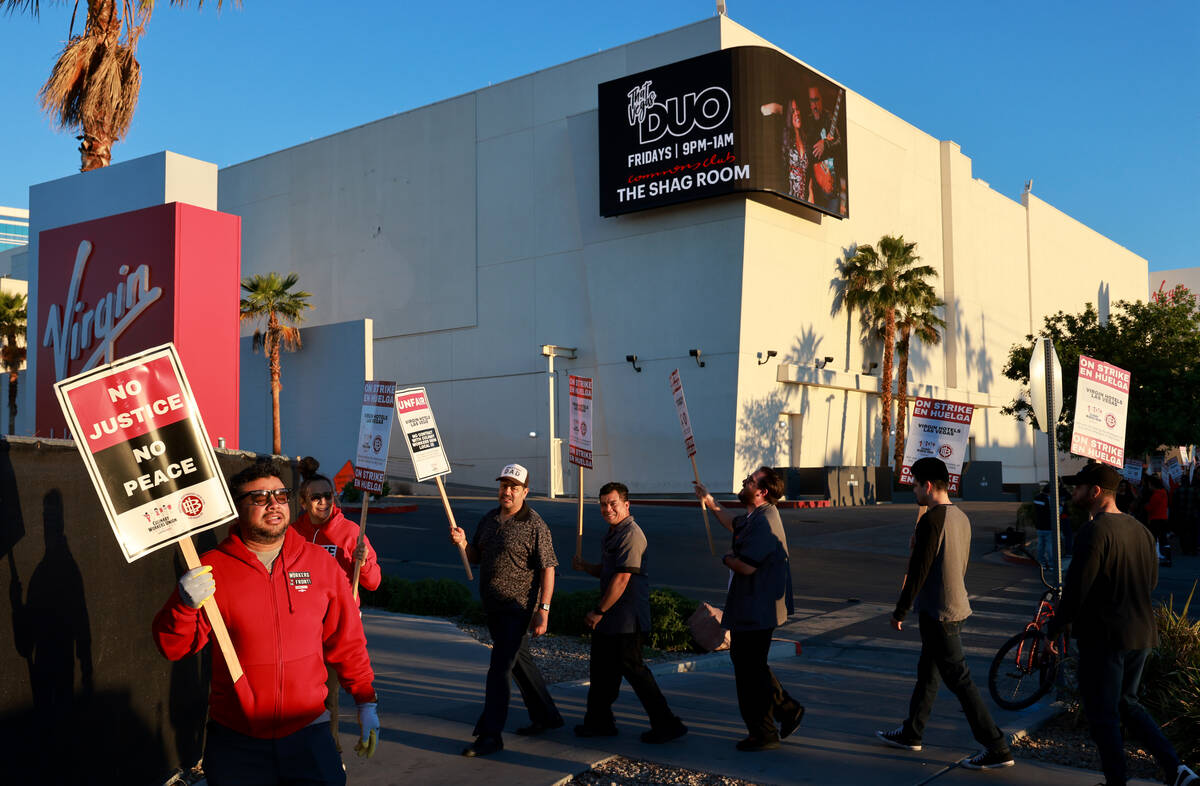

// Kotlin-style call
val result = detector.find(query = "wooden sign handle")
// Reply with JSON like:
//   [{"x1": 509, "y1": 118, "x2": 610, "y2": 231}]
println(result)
[
  {"x1": 178, "y1": 536, "x2": 244, "y2": 683},
  {"x1": 689, "y1": 455, "x2": 716, "y2": 555},
  {"x1": 435, "y1": 476, "x2": 474, "y2": 580},
  {"x1": 351, "y1": 493, "x2": 371, "y2": 601},
  {"x1": 575, "y1": 465, "x2": 584, "y2": 559}
]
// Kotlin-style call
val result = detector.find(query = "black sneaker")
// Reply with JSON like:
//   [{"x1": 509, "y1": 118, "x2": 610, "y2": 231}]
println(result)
[
  {"x1": 779, "y1": 704, "x2": 805, "y2": 739},
  {"x1": 1174, "y1": 764, "x2": 1199, "y2": 786},
  {"x1": 735, "y1": 735, "x2": 781, "y2": 752},
  {"x1": 875, "y1": 726, "x2": 922, "y2": 751},
  {"x1": 961, "y1": 749, "x2": 1015, "y2": 770},
  {"x1": 573, "y1": 723, "x2": 618, "y2": 738},
  {"x1": 641, "y1": 721, "x2": 687, "y2": 744},
  {"x1": 461, "y1": 735, "x2": 504, "y2": 757},
  {"x1": 515, "y1": 718, "x2": 563, "y2": 736}
]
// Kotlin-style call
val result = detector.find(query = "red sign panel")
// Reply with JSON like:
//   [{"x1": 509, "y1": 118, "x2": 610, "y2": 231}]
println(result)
[{"x1": 36, "y1": 203, "x2": 241, "y2": 446}]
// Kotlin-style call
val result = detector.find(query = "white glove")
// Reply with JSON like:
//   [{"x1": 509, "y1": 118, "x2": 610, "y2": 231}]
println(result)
[
  {"x1": 355, "y1": 701, "x2": 379, "y2": 758},
  {"x1": 178, "y1": 565, "x2": 215, "y2": 609}
]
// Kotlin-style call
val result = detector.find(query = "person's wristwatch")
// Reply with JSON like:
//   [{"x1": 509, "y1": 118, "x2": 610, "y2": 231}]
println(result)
[{"x1": 539, "y1": 602, "x2": 551, "y2": 612}]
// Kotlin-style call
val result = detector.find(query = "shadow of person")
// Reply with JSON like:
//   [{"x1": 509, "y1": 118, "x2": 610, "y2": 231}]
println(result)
[{"x1": 12, "y1": 490, "x2": 93, "y2": 737}]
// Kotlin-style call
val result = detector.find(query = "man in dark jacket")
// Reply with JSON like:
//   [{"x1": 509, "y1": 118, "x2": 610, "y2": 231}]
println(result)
[
  {"x1": 694, "y1": 466, "x2": 803, "y2": 752},
  {"x1": 1045, "y1": 463, "x2": 1197, "y2": 786},
  {"x1": 875, "y1": 457, "x2": 1013, "y2": 770},
  {"x1": 449, "y1": 463, "x2": 563, "y2": 757},
  {"x1": 572, "y1": 481, "x2": 687, "y2": 742}
]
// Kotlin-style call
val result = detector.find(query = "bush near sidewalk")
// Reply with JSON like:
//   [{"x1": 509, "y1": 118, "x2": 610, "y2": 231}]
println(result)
[{"x1": 361, "y1": 577, "x2": 701, "y2": 651}]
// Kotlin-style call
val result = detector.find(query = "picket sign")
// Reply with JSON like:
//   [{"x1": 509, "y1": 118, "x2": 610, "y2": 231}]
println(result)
[
  {"x1": 351, "y1": 380, "x2": 397, "y2": 599},
  {"x1": 669, "y1": 369, "x2": 715, "y2": 555},
  {"x1": 568, "y1": 374, "x2": 593, "y2": 558}
]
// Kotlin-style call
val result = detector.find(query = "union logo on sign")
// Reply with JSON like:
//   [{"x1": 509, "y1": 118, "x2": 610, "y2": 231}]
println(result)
[
  {"x1": 180, "y1": 494, "x2": 205, "y2": 518},
  {"x1": 1105, "y1": 414, "x2": 1117, "y2": 428},
  {"x1": 373, "y1": 435, "x2": 383, "y2": 453},
  {"x1": 939, "y1": 444, "x2": 953, "y2": 459}
]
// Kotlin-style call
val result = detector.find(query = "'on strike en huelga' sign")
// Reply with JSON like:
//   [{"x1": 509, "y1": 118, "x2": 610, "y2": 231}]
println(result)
[
  {"x1": 354, "y1": 380, "x2": 396, "y2": 494},
  {"x1": 54, "y1": 343, "x2": 236, "y2": 562},
  {"x1": 568, "y1": 374, "x2": 593, "y2": 469},
  {"x1": 1069, "y1": 355, "x2": 1131, "y2": 469},
  {"x1": 395, "y1": 387, "x2": 451, "y2": 482},
  {"x1": 898, "y1": 397, "x2": 975, "y2": 494}
]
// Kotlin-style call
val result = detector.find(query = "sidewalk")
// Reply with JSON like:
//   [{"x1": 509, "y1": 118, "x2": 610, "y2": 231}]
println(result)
[{"x1": 339, "y1": 611, "x2": 1161, "y2": 786}]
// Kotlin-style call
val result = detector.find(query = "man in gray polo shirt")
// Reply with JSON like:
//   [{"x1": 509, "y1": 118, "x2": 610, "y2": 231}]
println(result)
[
  {"x1": 876, "y1": 457, "x2": 1014, "y2": 770},
  {"x1": 572, "y1": 481, "x2": 687, "y2": 743}
]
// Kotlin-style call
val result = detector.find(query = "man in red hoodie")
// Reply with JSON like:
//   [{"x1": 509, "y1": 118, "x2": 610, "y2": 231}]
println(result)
[
  {"x1": 294, "y1": 460, "x2": 381, "y2": 751},
  {"x1": 153, "y1": 461, "x2": 380, "y2": 785}
]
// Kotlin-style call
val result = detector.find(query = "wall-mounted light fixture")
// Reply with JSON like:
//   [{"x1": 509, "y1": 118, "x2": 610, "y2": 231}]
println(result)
[
  {"x1": 864, "y1": 361, "x2": 879, "y2": 375},
  {"x1": 689, "y1": 348, "x2": 705, "y2": 368},
  {"x1": 625, "y1": 354, "x2": 642, "y2": 372},
  {"x1": 757, "y1": 350, "x2": 778, "y2": 366},
  {"x1": 814, "y1": 355, "x2": 834, "y2": 370}
]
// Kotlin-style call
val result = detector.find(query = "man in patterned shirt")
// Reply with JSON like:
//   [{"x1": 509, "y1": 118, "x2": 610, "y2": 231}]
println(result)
[{"x1": 450, "y1": 463, "x2": 563, "y2": 757}]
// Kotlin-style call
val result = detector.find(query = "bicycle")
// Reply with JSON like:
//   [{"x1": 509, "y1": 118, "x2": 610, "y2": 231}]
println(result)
[{"x1": 987, "y1": 560, "x2": 1066, "y2": 710}]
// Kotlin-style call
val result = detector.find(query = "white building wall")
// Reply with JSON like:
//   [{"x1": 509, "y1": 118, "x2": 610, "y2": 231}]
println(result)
[{"x1": 217, "y1": 16, "x2": 1150, "y2": 494}]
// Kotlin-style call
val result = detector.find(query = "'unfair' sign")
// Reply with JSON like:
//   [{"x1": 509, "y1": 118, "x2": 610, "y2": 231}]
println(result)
[
  {"x1": 54, "y1": 343, "x2": 236, "y2": 562},
  {"x1": 395, "y1": 387, "x2": 451, "y2": 482}
]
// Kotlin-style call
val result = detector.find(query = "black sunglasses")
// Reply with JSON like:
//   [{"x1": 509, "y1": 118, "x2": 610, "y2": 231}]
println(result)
[
  {"x1": 237, "y1": 488, "x2": 291, "y2": 506},
  {"x1": 306, "y1": 492, "x2": 334, "y2": 502}
]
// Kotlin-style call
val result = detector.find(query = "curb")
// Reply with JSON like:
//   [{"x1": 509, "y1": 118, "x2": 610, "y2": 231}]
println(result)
[
  {"x1": 628, "y1": 498, "x2": 830, "y2": 509},
  {"x1": 1007, "y1": 699, "x2": 1067, "y2": 746},
  {"x1": 341, "y1": 503, "x2": 418, "y2": 515}
]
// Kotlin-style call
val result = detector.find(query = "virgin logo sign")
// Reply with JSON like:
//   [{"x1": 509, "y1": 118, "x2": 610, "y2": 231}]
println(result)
[{"x1": 43, "y1": 239, "x2": 163, "y2": 380}]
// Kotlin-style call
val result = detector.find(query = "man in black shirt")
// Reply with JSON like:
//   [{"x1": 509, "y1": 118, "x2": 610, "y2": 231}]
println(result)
[
  {"x1": 572, "y1": 481, "x2": 687, "y2": 743},
  {"x1": 1046, "y1": 463, "x2": 1197, "y2": 786},
  {"x1": 450, "y1": 463, "x2": 562, "y2": 757}
]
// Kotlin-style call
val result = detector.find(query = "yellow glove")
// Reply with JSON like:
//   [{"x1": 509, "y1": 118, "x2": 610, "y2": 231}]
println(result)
[{"x1": 355, "y1": 702, "x2": 379, "y2": 758}]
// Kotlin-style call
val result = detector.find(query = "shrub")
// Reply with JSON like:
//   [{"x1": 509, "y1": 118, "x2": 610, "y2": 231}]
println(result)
[
  {"x1": 360, "y1": 576, "x2": 472, "y2": 617},
  {"x1": 648, "y1": 588, "x2": 700, "y2": 651},
  {"x1": 1142, "y1": 581, "x2": 1200, "y2": 762}
]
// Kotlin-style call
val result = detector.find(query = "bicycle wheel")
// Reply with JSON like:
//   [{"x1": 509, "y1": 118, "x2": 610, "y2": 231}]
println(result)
[{"x1": 987, "y1": 629, "x2": 1060, "y2": 711}]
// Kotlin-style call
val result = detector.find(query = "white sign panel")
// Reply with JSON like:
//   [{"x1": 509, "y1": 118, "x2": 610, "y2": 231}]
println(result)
[
  {"x1": 1164, "y1": 449, "x2": 1184, "y2": 486},
  {"x1": 898, "y1": 397, "x2": 975, "y2": 494},
  {"x1": 354, "y1": 380, "x2": 396, "y2": 494},
  {"x1": 53, "y1": 343, "x2": 236, "y2": 562},
  {"x1": 568, "y1": 374, "x2": 593, "y2": 469},
  {"x1": 669, "y1": 369, "x2": 696, "y2": 458},
  {"x1": 1069, "y1": 355, "x2": 1131, "y2": 468},
  {"x1": 395, "y1": 387, "x2": 451, "y2": 482},
  {"x1": 1122, "y1": 458, "x2": 1145, "y2": 484},
  {"x1": 1028, "y1": 337, "x2": 1063, "y2": 431}
]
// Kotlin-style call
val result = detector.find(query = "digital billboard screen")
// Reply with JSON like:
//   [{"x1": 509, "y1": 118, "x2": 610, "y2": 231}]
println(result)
[{"x1": 598, "y1": 46, "x2": 848, "y2": 219}]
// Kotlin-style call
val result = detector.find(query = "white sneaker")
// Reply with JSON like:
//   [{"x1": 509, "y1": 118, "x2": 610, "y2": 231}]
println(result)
[{"x1": 1174, "y1": 764, "x2": 1198, "y2": 786}]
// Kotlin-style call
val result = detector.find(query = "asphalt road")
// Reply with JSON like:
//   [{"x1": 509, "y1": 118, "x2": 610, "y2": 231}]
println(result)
[{"x1": 356, "y1": 494, "x2": 1196, "y2": 622}]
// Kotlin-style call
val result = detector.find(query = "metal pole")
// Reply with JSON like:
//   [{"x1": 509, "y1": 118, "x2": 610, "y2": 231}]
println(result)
[
  {"x1": 1045, "y1": 339, "x2": 1062, "y2": 590},
  {"x1": 548, "y1": 353, "x2": 556, "y2": 499}
]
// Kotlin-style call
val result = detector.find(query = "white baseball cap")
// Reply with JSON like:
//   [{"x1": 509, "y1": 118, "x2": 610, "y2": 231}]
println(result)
[{"x1": 496, "y1": 463, "x2": 529, "y2": 486}]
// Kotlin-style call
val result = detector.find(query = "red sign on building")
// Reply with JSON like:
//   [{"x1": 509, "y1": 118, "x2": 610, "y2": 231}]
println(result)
[{"x1": 36, "y1": 203, "x2": 241, "y2": 446}]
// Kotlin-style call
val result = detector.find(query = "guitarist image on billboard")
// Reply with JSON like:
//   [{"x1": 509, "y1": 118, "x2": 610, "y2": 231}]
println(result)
[{"x1": 803, "y1": 85, "x2": 844, "y2": 214}]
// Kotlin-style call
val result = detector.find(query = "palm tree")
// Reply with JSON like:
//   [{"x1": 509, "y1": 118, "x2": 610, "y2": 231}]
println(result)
[
  {"x1": 892, "y1": 293, "x2": 946, "y2": 474},
  {"x1": 0, "y1": 291, "x2": 28, "y2": 435},
  {"x1": 841, "y1": 236, "x2": 937, "y2": 465},
  {"x1": 4, "y1": 0, "x2": 233, "y2": 171},
  {"x1": 240, "y1": 273, "x2": 311, "y2": 455}
]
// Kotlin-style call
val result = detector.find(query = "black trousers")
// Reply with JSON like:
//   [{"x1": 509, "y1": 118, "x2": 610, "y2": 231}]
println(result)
[
  {"x1": 584, "y1": 631, "x2": 676, "y2": 730},
  {"x1": 729, "y1": 627, "x2": 800, "y2": 740},
  {"x1": 903, "y1": 614, "x2": 1006, "y2": 752},
  {"x1": 324, "y1": 666, "x2": 341, "y2": 753},
  {"x1": 204, "y1": 721, "x2": 345, "y2": 786},
  {"x1": 474, "y1": 610, "x2": 562, "y2": 738},
  {"x1": 1077, "y1": 643, "x2": 1179, "y2": 786}
]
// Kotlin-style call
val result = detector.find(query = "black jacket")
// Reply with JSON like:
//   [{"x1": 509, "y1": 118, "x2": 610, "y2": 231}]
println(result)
[{"x1": 1046, "y1": 511, "x2": 1158, "y2": 650}]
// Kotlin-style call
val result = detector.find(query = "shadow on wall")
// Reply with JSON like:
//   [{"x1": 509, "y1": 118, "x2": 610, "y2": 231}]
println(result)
[
  {"x1": 736, "y1": 389, "x2": 790, "y2": 477},
  {"x1": 0, "y1": 438, "x2": 292, "y2": 785}
]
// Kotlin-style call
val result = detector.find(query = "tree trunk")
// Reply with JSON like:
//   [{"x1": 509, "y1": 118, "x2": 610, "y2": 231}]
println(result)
[
  {"x1": 78, "y1": 0, "x2": 120, "y2": 171},
  {"x1": 7, "y1": 370, "x2": 16, "y2": 435},
  {"x1": 879, "y1": 308, "x2": 896, "y2": 464},
  {"x1": 268, "y1": 317, "x2": 283, "y2": 455},
  {"x1": 893, "y1": 328, "x2": 912, "y2": 474}
]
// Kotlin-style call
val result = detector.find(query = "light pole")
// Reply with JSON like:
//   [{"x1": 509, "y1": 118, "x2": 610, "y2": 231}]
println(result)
[{"x1": 540, "y1": 344, "x2": 576, "y2": 498}]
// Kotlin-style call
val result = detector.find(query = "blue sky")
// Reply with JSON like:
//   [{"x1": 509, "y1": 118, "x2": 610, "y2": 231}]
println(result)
[{"x1": 1, "y1": 1, "x2": 1196, "y2": 272}]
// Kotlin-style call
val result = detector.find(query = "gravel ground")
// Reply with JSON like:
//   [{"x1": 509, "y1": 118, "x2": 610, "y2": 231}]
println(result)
[
  {"x1": 454, "y1": 622, "x2": 699, "y2": 684},
  {"x1": 1012, "y1": 707, "x2": 1163, "y2": 781},
  {"x1": 565, "y1": 755, "x2": 757, "y2": 785}
]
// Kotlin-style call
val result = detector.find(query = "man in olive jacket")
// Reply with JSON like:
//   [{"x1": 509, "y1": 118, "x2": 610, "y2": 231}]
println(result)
[{"x1": 1046, "y1": 463, "x2": 1197, "y2": 786}]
